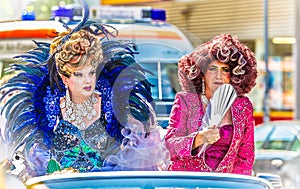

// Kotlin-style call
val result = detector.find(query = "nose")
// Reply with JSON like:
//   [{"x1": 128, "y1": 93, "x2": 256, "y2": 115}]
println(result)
[
  {"x1": 216, "y1": 69, "x2": 222, "y2": 79},
  {"x1": 84, "y1": 75, "x2": 93, "y2": 83}
]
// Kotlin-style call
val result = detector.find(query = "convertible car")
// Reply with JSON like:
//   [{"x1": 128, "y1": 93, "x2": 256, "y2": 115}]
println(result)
[{"x1": 25, "y1": 171, "x2": 281, "y2": 189}]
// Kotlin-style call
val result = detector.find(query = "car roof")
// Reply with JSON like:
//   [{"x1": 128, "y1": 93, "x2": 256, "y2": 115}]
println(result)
[
  {"x1": 0, "y1": 20, "x2": 195, "y2": 61},
  {"x1": 0, "y1": 20, "x2": 67, "y2": 39}
]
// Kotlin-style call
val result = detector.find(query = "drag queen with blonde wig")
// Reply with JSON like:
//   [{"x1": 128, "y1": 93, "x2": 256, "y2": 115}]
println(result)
[
  {"x1": 0, "y1": 0, "x2": 169, "y2": 181},
  {"x1": 165, "y1": 34, "x2": 257, "y2": 175}
]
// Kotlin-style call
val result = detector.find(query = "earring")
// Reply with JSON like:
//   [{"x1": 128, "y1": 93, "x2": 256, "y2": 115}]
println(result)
[
  {"x1": 202, "y1": 79, "x2": 205, "y2": 95},
  {"x1": 201, "y1": 79, "x2": 208, "y2": 106}
]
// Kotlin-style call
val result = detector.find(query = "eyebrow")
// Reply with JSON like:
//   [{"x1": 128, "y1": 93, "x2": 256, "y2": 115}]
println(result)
[
  {"x1": 209, "y1": 65, "x2": 230, "y2": 68},
  {"x1": 74, "y1": 68, "x2": 96, "y2": 74}
]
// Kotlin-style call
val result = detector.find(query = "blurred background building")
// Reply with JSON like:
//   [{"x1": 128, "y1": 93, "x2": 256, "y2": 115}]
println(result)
[{"x1": 107, "y1": 0, "x2": 295, "y2": 116}]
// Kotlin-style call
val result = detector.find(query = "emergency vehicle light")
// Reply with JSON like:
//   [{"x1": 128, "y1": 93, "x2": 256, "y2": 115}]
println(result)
[
  {"x1": 51, "y1": 6, "x2": 73, "y2": 19},
  {"x1": 22, "y1": 10, "x2": 36, "y2": 21},
  {"x1": 151, "y1": 9, "x2": 166, "y2": 21},
  {"x1": 90, "y1": 6, "x2": 166, "y2": 22}
]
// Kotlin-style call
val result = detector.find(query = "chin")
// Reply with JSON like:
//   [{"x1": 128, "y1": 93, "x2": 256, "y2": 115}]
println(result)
[{"x1": 83, "y1": 91, "x2": 93, "y2": 96}]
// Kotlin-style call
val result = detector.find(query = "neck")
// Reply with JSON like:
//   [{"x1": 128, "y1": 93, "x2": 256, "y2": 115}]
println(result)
[
  {"x1": 68, "y1": 90, "x2": 91, "y2": 104},
  {"x1": 204, "y1": 92, "x2": 212, "y2": 100},
  {"x1": 72, "y1": 95, "x2": 90, "y2": 104}
]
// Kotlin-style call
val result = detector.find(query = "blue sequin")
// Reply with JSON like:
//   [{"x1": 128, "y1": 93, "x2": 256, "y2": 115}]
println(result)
[
  {"x1": 52, "y1": 119, "x2": 119, "y2": 172},
  {"x1": 44, "y1": 86, "x2": 61, "y2": 128}
]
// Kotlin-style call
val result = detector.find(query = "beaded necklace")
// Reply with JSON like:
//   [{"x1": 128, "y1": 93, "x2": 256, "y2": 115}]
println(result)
[{"x1": 60, "y1": 90, "x2": 98, "y2": 130}]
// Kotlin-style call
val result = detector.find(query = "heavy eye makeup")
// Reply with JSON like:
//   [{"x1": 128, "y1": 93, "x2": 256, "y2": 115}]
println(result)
[
  {"x1": 73, "y1": 70, "x2": 96, "y2": 77},
  {"x1": 208, "y1": 66, "x2": 230, "y2": 73},
  {"x1": 222, "y1": 67, "x2": 230, "y2": 73},
  {"x1": 89, "y1": 70, "x2": 96, "y2": 76}
]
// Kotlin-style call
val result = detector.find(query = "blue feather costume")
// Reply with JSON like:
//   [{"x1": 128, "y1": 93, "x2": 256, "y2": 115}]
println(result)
[{"x1": 0, "y1": 0, "x2": 169, "y2": 180}]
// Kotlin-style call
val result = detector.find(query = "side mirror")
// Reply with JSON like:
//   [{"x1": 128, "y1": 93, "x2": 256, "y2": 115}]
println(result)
[{"x1": 271, "y1": 158, "x2": 284, "y2": 170}]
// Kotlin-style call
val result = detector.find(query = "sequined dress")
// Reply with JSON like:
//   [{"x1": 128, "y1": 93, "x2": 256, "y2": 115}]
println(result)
[
  {"x1": 52, "y1": 119, "x2": 120, "y2": 172},
  {"x1": 50, "y1": 112, "x2": 169, "y2": 173},
  {"x1": 204, "y1": 124, "x2": 233, "y2": 170}
]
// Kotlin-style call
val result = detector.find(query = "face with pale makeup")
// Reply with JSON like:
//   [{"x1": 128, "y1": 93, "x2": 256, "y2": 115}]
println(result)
[
  {"x1": 61, "y1": 63, "x2": 97, "y2": 104},
  {"x1": 203, "y1": 60, "x2": 231, "y2": 98}
]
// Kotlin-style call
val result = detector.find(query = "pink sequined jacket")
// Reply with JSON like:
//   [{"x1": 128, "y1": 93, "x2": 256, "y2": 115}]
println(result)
[{"x1": 165, "y1": 91, "x2": 255, "y2": 175}]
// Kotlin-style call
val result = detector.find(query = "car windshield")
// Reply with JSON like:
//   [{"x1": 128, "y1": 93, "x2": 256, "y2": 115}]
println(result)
[
  {"x1": 255, "y1": 124, "x2": 300, "y2": 151},
  {"x1": 135, "y1": 43, "x2": 184, "y2": 101}
]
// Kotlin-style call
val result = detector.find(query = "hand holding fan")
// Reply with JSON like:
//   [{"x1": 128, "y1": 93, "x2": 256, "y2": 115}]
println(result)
[{"x1": 198, "y1": 84, "x2": 237, "y2": 155}]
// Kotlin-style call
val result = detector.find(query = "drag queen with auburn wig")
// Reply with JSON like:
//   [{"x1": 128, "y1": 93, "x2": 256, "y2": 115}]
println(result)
[{"x1": 165, "y1": 34, "x2": 257, "y2": 175}]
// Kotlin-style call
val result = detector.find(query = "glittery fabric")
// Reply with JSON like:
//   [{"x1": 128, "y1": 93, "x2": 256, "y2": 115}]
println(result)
[
  {"x1": 165, "y1": 91, "x2": 255, "y2": 175},
  {"x1": 205, "y1": 124, "x2": 233, "y2": 170},
  {"x1": 49, "y1": 114, "x2": 170, "y2": 173},
  {"x1": 44, "y1": 85, "x2": 63, "y2": 129},
  {"x1": 52, "y1": 119, "x2": 121, "y2": 172}
]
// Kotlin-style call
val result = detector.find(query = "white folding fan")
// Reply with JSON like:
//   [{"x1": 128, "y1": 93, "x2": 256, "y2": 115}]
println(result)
[
  {"x1": 209, "y1": 84, "x2": 237, "y2": 128},
  {"x1": 198, "y1": 84, "x2": 237, "y2": 155}
]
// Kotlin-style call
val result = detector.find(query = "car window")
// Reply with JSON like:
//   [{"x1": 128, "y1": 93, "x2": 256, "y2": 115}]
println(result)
[
  {"x1": 270, "y1": 127, "x2": 295, "y2": 141},
  {"x1": 139, "y1": 62, "x2": 158, "y2": 100},
  {"x1": 161, "y1": 63, "x2": 180, "y2": 99},
  {"x1": 135, "y1": 43, "x2": 184, "y2": 101},
  {"x1": 135, "y1": 43, "x2": 186, "y2": 60},
  {"x1": 140, "y1": 62, "x2": 179, "y2": 101},
  {"x1": 256, "y1": 125, "x2": 298, "y2": 150},
  {"x1": 268, "y1": 127, "x2": 296, "y2": 150},
  {"x1": 291, "y1": 136, "x2": 300, "y2": 151},
  {"x1": 255, "y1": 125, "x2": 273, "y2": 149}
]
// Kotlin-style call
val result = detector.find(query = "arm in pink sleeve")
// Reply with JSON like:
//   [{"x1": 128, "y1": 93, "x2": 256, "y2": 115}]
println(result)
[
  {"x1": 232, "y1": 98, "x2": 255, "y2": 175},
  {"x1": 165, "y1": 92, "x2": 199, "y2": 159}
]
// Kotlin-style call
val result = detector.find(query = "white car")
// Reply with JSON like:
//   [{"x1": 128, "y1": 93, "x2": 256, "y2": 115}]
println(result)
[
  {"x1": 254, "y1": 120, "x2": 300, "y2": 189},
  {"x1": 0, "y1": 5, "x2": 198, "y2": 128}
]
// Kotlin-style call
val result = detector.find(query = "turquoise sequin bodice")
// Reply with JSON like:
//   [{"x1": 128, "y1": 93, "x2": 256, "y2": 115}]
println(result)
[{"x1": 52, "y1": 119, "x2": 121, "y2": 172}]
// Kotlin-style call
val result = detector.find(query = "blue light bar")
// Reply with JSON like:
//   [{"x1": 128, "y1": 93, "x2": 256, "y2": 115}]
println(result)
[
  {"x1": 22, "y1": 10, "x2": 36, "y2": 20},
  {"x1": 151, "y1": 9, "x2": 166, "y2": 21},
  {"x1": 89, "y1": 6, "x2": 167, "y2": 22},
  {"x1": 51, "y1": 6, "x2": 73, "y2": 19}
]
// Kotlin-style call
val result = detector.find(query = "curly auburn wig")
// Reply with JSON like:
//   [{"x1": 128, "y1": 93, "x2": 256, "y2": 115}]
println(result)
[
  {"x1": 51, "y1": 29, "x2": 103, "y2": 77},
  {"x1": 178, "y1": 34, "x2": 257, "y2": 96}
]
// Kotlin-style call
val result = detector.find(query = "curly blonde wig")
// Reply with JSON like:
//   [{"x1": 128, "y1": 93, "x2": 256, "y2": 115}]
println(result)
[
  {"x1": 51, "y1": 30, "x2": 103, "y2": 77},
  {"x1": 178, "y1": 34, "x2": 257, "y2": 96}
]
